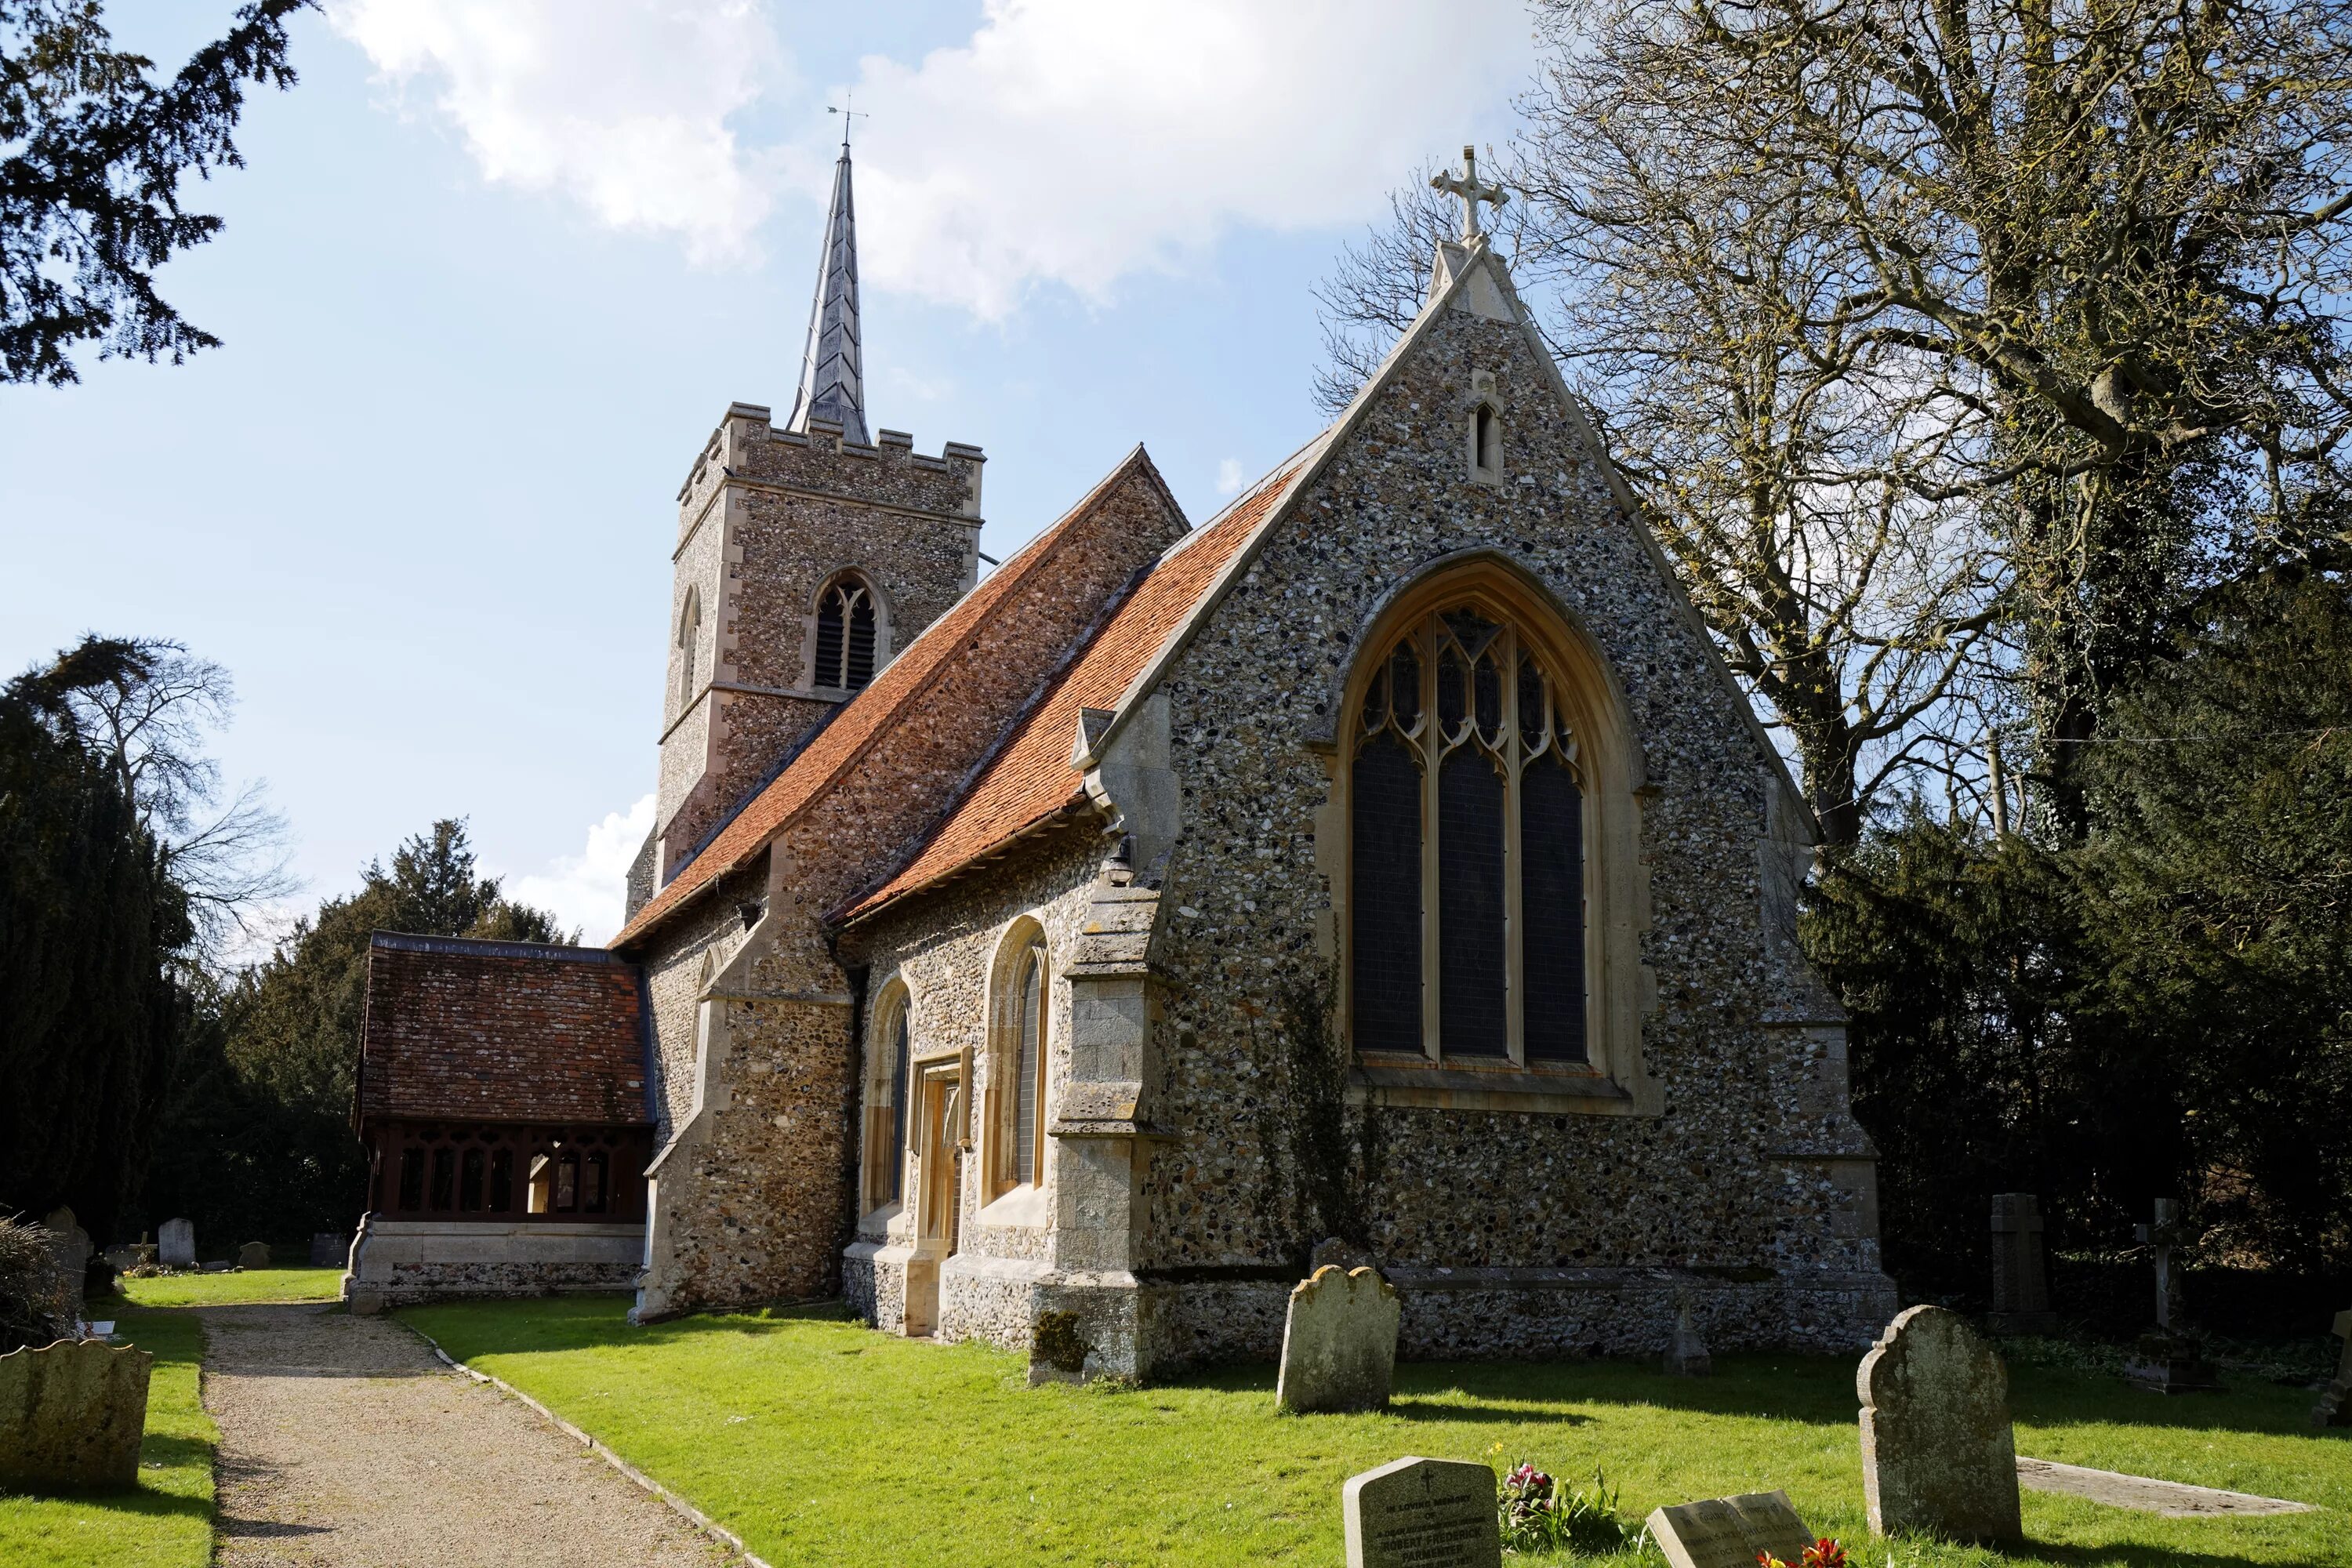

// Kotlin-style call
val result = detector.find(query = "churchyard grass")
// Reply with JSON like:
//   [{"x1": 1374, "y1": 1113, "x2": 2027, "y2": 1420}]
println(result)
[
  {"x1": 116, "y1": 1263, "x2": 342, "y2": 1308},
  {"x1": 403, "y1": 1294, "x2": 2350, "y2": 1567},
  {"x1": 0, "y1": 1309, "x2": 214, "y2": 1568}
]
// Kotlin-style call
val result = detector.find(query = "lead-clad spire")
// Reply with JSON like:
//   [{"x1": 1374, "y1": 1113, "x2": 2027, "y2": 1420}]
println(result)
[{"x1": 786, "y1": 136, "x2": 866, "y2": 445}]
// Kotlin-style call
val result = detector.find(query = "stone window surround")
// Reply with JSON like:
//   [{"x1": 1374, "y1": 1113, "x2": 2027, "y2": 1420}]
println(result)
[
  {"x1": 797, "y1": 564, "x2": 897, "y2": 699},
  {"x1": 860, "y1": 977, "x2": 913, "y2": 1215},
  {"x1": 673, "y1": 586, "x2": 702, "y2": 718},
  {"x1": 980, "y1": 918, "x2": 1054, "y2": 1225},
  {"x1": 1468, "y1": 367, "x2": 1504, "y2": 487},
  {"x1": 1312, "y1": 550, "x2": 1658, "y2": 1116}
]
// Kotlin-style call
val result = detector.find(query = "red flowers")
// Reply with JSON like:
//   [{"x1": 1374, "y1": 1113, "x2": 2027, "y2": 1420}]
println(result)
[{"x1": 1757, "y1": 1539, "x2": 1846, "y2": 1568}]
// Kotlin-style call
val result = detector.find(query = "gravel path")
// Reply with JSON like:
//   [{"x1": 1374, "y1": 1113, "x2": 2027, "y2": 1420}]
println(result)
[{"x1": 198, "y1": 1303, "x2": 730, "y2": 1567}]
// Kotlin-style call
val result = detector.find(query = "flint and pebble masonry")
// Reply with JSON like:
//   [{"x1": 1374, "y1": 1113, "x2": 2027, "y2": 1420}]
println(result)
[
  {"x1": 836, "y1": 255, "x2": 1892, "y2": 1374},
  {"x1": 632, "y1": 247, "x2": 1893, "y2": 1362},
  {"x1": 655, "y1": 405, "x2": 985, "y2": 878}
]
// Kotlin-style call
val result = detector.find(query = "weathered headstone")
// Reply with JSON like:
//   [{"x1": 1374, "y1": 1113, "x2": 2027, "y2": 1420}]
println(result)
[
  {"x1": 156, "y1": 1218, "x2": 194, "y2": 1269},
  {"x1": 310, "y1": 1233, "x2": 352, "y2": 1269},
  {"x1": 236, "y1": 1242, "x2": 271, "y2": 1269},
  {"x1": 1662, "y1": 1296, "x2": 1711, "y2": 1377},
  {"x1": 1857, "y1": 1305, "x2": 2022, "y2": 1544},
  {"x1": 1312, "y1": 1236, "x2": 1376, "y2": 1272},
  {"x1": 1343, "y1": 1455, "x2": 1499, "y2": 1568},
  {"x1": 1645, "y1": 1490, "x2": 1813, "y2": 1568},
  {"x1": 0, "y1": 1338, "x2": 153, "y2": 1491},
  {"x1": 1987, "y1": 1192, "x2": 2056, "y2": 1334},
  {"x1": 39, "y1": 1208, "x2": 91, "y2": 1323},
  {"x1": 2313, "y1": 1308, "x2": 2351, "y2": 1428},
  {"x1": 1277, "y1": 1265, "x2": 1400, "y2": 1414},
  {"x1": 2125, "y1": 1200, "x2": 2222, "y2": 1393}
]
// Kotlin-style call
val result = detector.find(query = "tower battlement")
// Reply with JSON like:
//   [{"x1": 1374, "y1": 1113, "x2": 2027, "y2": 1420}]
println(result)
[{"x1": 675, "y1": 402, "x2": 983, "y2": 535}]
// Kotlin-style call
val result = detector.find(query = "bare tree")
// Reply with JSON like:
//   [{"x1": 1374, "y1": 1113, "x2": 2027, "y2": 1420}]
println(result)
[
  {"x1": 56, "y1": 637, "x2": 295, "y2": 957},
  {"x1": 1529, "y1": 0, "x2": 2352, "y2": 833},
  {"x1": 1315, "y1": 151, "x2": 2001, "y2": 840}
]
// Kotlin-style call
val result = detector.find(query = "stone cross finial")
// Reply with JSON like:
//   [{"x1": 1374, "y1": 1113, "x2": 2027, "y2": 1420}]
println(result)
[
  {"x1": 2133, "y1": 1199, "x2": 2189, "y2": 1330},
  {"x1": 1431, "y1": 144, "x2": 1508, "y2": 241}
]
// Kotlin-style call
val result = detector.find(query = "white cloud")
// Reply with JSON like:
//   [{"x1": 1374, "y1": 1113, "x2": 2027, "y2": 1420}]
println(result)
[
  {"x1": 845, "y1": 0, "x2": 1536, "y2": 316},
  {"x1": 327, "y1": 1, "x2": 1535, "y2": 304},
  {"x1": 326, "y1": 0, "x2": 789, "y2": 265},
  {"x1": 506, "y1": 793, "x2": 655, "y2": 944},
  {"x1": 1215, "y1": 457, "x2": 1246, "y2": 495}
]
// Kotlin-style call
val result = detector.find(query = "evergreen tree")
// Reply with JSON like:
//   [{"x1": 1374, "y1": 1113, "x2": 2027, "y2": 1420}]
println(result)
[
  {"x1": 2, "y1": 1, "x2": 311, "y2": 384},
  {"x1": 0, "y1": 640, "x2": 188, "y2": 1240}
]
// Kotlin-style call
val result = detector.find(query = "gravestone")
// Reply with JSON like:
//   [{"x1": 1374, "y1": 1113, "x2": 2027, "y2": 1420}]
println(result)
[
  {"x1": 237, "y1": 1242, "x2": 271, "y2": 1269},
  {"x1": 1312, "y1": 1236, "x2": 1375, "y2": 1272},
  {"x1": 40, "y1": 1208, "x2": 91, "y2": 1323},
  {"x1": 2314, "y1": 1308, "x2": 2351, "y2": 1428},
  {"x1": 1645, "y1": 1490, "x2": 1813, "y2": 1568},
  {"x1": 1278, "y1": 1265, "x2": 1401, "y2": 1414},
  {"x1": 1987, "y1": 1192, "x2": 2056, "y2": 1334},
  {"x1": 1343, "y1": 1455, "x2": 1499, "y2": 1568},
  {"x1": 1662, "y1": 1296, "x2": 1711, "y2": 1377},
  {"x1": 1857, "y1": 1305, "x2": 2022, "y2": 1544},
  {"x1": 156, "y1": 1218, "x2": 194, "y2": 1269},
  {"x1": 310, "y1": 1233, "x2": 352, "y2": 1268},
  {"x1": 0, "y1": 1338, "x2": 153, "y2": 1491},
  {"x1": 2125, "y1": 1200, "x2": 2222, "y2": 1393}
]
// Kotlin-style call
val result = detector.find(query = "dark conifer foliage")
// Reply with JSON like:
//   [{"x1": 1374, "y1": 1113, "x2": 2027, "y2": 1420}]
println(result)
[
  {"x1": 1, "y1": 0, "x2": 310, "y2": 385},
  {"x1": 0, "y1": 638, "x2": 189, "y2": 1242}
]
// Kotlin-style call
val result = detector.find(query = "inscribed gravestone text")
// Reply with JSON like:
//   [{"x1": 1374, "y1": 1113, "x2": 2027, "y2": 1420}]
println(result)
[
  {"x1": 1344, "y1": 1455, "x2": 1500, "y2": 1568},
  {"x1": 1645, "y1": 1490, "x2": 1813, "y2": 1568}
]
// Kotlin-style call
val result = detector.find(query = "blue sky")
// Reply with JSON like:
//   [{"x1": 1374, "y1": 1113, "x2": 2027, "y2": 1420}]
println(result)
[{"x1": 0, "y1": 1, "x2": 1536, "y2": 942}]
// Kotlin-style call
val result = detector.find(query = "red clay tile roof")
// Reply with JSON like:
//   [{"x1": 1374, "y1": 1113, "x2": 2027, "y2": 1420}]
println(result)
[
  {"x1": 358, "y1": 934, "x2": 651, "y2": 1125},
  {"x1": 612, "y1": 451, "x2": 1168, "y2": 950},
  {"x1": 840, "y1": 448, "x2": 1322, "y2": 922}
]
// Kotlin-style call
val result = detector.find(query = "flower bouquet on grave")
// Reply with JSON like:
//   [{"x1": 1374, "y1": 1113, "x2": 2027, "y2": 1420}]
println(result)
[
  {"x1": 1496, "y1": 1461, "x2": 1642, "y2": 1555},
  {"x1": 1759, "y1": 1540, "x2": 1847, "y2": 1568}
]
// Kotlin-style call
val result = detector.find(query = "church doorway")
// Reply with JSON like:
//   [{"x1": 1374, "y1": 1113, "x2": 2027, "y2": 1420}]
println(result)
[{"x1": 905, "y1": 1062, "x2": 963, "y2": 1335}]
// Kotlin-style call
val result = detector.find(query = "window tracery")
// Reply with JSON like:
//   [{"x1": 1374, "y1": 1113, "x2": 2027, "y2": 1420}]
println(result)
[
  {"x1": 1350, "y1": 602, "x2": 1588, "y2": 1065},
  {"x1": 815, "y1": 574, "x2": 878, "y2": 691},
  {"x1": 987, "y1": 935, "x2": 1049, "y2": 1198}
]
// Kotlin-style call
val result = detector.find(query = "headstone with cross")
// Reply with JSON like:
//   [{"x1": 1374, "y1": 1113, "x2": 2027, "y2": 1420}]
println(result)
[
  {"x1": 2124, "y1": 1200, "x2": 2222, "y2": 1393},
  {"x1": 1430, "y1": 146, "x2": 1508, "y2": 241}
]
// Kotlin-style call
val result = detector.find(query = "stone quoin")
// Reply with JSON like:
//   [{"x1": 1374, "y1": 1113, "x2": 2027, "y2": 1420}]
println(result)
[{"x1": 354, "y1": 143, "x2": 1895, "y2": 1367}]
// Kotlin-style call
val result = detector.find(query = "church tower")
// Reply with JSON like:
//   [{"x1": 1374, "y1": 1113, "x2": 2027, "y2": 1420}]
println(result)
[{"x1": 629, "y1": 134, "x2": 986, "y2": 914}]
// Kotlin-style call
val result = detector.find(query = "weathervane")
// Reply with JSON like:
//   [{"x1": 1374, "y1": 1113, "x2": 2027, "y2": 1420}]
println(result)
[
  {"x1": 1431, "y1": 144, "x2": 1508, "y2": 241},
  {"x1": 828, "y1": 91, "x2": 867, "y2": 147}
]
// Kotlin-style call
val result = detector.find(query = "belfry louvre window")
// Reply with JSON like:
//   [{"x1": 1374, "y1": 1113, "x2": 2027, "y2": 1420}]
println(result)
[
  {"x1": 1350, "y1": 604, "x2": 1587, "y2": 1063},
  {"x1": 815, "y1": 576, "x2": 878, "y2": 690}
]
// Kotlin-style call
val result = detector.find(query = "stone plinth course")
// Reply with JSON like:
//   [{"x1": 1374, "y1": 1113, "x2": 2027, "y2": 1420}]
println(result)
[
  {"x1": 1857, "y1": 1305, "x2": 2022, "y2": 1544},
  {"x1": 0, "y1": 1338, "x2": 152, "y2": 1490},
  {"x1": 157, "y1": 1218, "x2": 194, "y2": 1269},
  {"x1": 1646, "y1": 1491, "x2": 1814, "y2": 1568},
  {"x1": 1277, "y1": 1265, "x2": 1400, "y2": 1414},
  {"x1": 1343, "y1": 1455, "x2": 1499, "y2": 1568}
]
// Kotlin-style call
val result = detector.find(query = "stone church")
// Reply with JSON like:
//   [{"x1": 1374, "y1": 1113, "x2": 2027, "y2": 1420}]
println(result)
[{"x1": 347, "y1": 139, "x2": 1894, "y2": 1377}]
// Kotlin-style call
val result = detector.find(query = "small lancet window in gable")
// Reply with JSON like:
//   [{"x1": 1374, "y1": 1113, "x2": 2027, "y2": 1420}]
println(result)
[
  {"x1": 815, "y1": 575, "x2": 879, "y2": 691},
  {"x1": 1471, "y1": 401, "x2": 1504, "y2": 483}
]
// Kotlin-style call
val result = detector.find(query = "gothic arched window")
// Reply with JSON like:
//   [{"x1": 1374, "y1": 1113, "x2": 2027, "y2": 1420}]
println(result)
[
  {"x1": 1350, "y1": 601, "x2": 1588, "y2": 1064},
  {"x1": 865, "y1": 984, "x2": 913, "y2": 1210},
  {"x1": 1472, "y1": 402, "x2": 1504, "y2": 482},
  {"x1": 815, "y1": 575, "x2": 878, "y2": 691},
  {"x1": 675, "y1": 587, "x2": 702, "y2": 713},
  {"x1": 988, "y1": 934, "x2": 1049, "y2": 1197}
]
